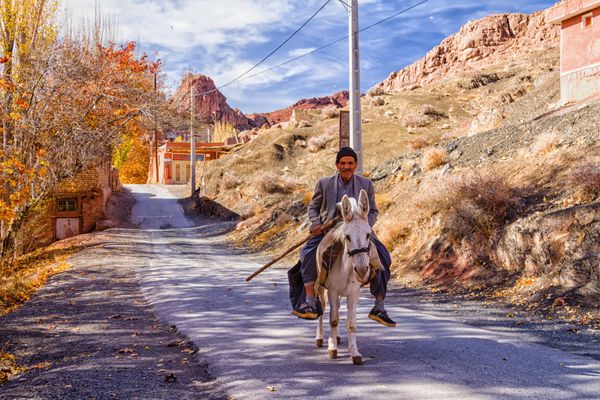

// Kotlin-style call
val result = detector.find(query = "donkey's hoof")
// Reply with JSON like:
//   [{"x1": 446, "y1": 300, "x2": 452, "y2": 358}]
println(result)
[
  {"x1": 352, "y1": 356, "x2": 363, "y2": 365},
  {"x1": 337, "y1": 336, "x2": 341, "y2": 345},
  {"x1": 316, "y1": 339, "x2": 324, "y2": 347},
  {"x1": 328, "y1": 350, "x2": 338, "y2": 359}
]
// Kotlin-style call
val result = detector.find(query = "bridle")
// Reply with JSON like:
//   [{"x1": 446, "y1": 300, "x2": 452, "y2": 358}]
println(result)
[{"x1": 347, "y1": 242, "x2": 371, "y2": 257}]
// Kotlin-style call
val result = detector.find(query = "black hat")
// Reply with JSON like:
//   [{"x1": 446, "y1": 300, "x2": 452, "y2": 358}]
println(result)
[{"x1": 336, "y1": 146, "x2": 358, "y2": 163}]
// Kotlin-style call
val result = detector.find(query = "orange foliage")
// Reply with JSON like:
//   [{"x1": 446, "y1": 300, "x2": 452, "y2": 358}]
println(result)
[
  {"x1": 0, "y1": 154, "x2": 34, "y2": 223},
  {"x1": 119, "y1": 138, "x2": 150, "y2": 184}
]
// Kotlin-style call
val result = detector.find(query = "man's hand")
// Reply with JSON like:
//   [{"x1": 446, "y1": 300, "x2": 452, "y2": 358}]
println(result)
[{"x1": 310, "y1": 223, "x2": 323, "y2": 236}]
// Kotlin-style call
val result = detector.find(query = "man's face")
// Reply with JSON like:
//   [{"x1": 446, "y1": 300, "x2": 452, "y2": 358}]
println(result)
[{"x1": 336, "y1": 156, "x2": 357, "y2": 181}]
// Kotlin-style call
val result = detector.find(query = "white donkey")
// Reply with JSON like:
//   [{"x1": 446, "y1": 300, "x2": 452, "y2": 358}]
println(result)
[{"x1": 314, "y1": 189, "x2": 382, "y2": 365}]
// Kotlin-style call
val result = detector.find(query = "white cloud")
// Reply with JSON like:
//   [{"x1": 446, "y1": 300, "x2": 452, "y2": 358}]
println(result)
[
  {"x1": 59, "y1": 0, "x2": 559, "y2": 112},
  {"x1": 288, "y1": 47, "x2": 317, "y2": 57},
  {"x1": 62, "y1": 0, "x2": 292, "y2": 52}
]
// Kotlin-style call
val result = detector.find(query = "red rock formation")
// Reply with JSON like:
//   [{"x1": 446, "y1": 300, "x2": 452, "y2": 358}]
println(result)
[
  {"x1": 171, "y1": 75, "x2": 349, "y2": 129},
  {"x1": 376, "y1": 11, "x2": 559, "y2": 93},
  {"x1": 258, "y1": 91, "x2": 349, "y2": 125},
  {"x1": 170, "y1": 74, "x2": 260, "y2": 131}
]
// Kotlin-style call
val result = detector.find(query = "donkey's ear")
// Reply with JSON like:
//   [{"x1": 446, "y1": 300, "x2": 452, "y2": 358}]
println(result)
[
  {"x1": 358, "y1": 189, "x2": 369, "y2": 218},
  {"x1": 341, "y1": 195, "x2": 353, "y2": 222}
]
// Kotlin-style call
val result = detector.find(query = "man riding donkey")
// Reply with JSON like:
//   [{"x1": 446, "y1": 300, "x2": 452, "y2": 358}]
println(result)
[{"x1": 289, "y1": 146, "x2": 396, "y2": 327}]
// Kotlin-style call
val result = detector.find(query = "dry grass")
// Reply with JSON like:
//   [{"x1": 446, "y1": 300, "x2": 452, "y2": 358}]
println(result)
[
  {"x1": 307, "y1": 134, "x2": 332, "y2": 153},
  {"x1": 420, "y1": 104, "x2": 446, "y2": 118},
  {"x1": 255, "y1": 173, "x2": 301, "y2": 195},
  {"x1": 303, "y1": 191, "x2": 313, "y2": 207},
  {"x1": 371, "y1": 97, "x2": 385, "y2": 107},
  {"x1": 375, "y1": 192, "x2": 393, "y2": 211},
  {"x1": 321, "y1": 106, "x2": 340, "y2": 119},
  {"x1": 376, "y1": 219, "x2": 412, "y2": 250},
  {"x1": 410, "y1": 137, "x2": 430, "y2": 150},
  {"x1": 423, "y1": 148, "x2": 447, "y2": 171},
  {"x1": 1, "y1": 245, "x2": 76, "y2": 316},
  {"x1": 251, "y1": 221, "x2": 292, "y2": 247},
  {"x1": 569, "y1": 161, "x2": 600, "y2": 203},
  {"x1": 406, "y1": 172, "x2": 525, "y2": 287},
  {"x1": 367, "y1": 86, "x2": 385, "y2": 97},
  {"x1": 421, "y1": 173, "x2": 522, "y2": 243},
  {"x1": 530, "y1": 132, "x2": 563, "y2": 155},
  {"x1": 0, "y1": 349, "x2": 27, "y2": 383},
  {"x1": 403, "y1": 114, "x2": 430, "y2": 128}
]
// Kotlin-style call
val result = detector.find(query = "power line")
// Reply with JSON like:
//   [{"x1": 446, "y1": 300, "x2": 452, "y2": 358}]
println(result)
[
  {"x1": 221, "y1": 0, "x2": 430, "y2": 88},
  {"x1": 197, "y1": 0, "x2": 332, "y2": 96}
]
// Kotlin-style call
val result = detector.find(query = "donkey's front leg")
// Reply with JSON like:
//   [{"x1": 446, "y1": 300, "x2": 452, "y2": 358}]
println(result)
[
  {"x1": 327, "y1": 291, "x2": 340, "y2": 359},
  {"x1": 346, "y1": 290, "x2": 363, "y2": 365}
]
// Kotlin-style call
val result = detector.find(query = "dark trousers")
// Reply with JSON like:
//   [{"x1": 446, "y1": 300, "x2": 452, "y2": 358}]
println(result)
[{"x1": 298, "y1": 234, "x2": 391, "y2": 299}]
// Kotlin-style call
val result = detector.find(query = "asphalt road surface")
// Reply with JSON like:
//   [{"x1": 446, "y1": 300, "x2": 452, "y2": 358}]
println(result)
[{"x1": 128, "y1": 184, "x2": 600, "y2": 400}]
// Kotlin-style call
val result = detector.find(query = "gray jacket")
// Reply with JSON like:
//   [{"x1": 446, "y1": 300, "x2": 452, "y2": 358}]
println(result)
[{"x1": 308, "y1": 173, "x2": 379, "y2": 228}]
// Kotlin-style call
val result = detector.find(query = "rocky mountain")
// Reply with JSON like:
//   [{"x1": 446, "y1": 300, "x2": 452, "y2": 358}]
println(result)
[
  {"x1": 376, "y1": 11, "x2": 559, "y2": 93},
  {"x1": 171, "y1": 75, "x2": 348, "y2": 131},
  {"x1": 170, "y1": 74, "x2": 260, "y2": 131},
  {"x1": 257, "y1": 91, "x2": 349, "y2": 125}
]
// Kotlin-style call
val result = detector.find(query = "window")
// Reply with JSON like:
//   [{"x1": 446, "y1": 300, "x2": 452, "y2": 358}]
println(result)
[
  {"x1": 583, "y1": 12, "x2": 593, "y2": 29},
  {"x1": 57, "y1": 198, "x2": 77, "y2": 212}
]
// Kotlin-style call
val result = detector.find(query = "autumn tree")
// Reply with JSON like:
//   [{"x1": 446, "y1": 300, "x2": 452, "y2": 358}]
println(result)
[{"x1": 0, "y1": 36, "x2": 163, "y2": 261}]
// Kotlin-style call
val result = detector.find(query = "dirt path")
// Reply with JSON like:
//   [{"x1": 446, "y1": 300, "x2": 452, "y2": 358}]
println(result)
[{"x1": 0, "y1": 195, "x2": 226, "y2": 399}]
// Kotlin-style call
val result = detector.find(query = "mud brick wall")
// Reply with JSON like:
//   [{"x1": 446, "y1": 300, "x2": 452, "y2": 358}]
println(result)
[{"x1": 43, "y1": 162, "x2": 122, "y2": 243}]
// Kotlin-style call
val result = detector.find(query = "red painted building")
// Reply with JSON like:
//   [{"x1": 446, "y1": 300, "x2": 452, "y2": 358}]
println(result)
[
  {"x1": 148, "y1": 142, "x2": 229, "y2": 184},
  {"x1": 547, "y1": 0, "x2": 600, "y2": 103}
]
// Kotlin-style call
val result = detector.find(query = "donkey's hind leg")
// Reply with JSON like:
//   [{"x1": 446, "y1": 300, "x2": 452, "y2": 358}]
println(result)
[
  {"x1": 327, "y1": 291, "x2": 340, "y2": 359},
  {"x1": 315, "y1": 288, "x2": 326, "y2": 348}
]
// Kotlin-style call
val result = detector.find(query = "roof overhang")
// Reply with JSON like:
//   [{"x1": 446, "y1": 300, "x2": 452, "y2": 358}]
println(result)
[{"x1": 546, "y1": 0, "x2": 600, "y2": 23}]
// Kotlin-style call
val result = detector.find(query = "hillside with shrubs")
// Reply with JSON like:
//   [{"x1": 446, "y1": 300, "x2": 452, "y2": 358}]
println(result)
[{"x1": 198, "y1": 9, "x2": 600, "y2": 325}]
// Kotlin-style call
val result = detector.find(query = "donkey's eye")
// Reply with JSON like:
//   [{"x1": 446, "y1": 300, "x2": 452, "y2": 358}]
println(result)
[{"x1": 345, "y1": 234, "x2": 350, "y2": 241}]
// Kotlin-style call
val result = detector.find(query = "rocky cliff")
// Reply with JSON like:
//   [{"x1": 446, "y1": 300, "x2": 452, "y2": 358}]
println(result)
[
  {"x1": 258, "y1": 91, "x2": 349, "y2": 125},
  {"x1": 376, "y1": 11, "x2": 559, "y2": 93},
  {"x1": 170, "y1": 74, "x2": 261, "y2": 131},
  {"x1": 171, "y1": 75, "x2": 348, "y2": 130}
]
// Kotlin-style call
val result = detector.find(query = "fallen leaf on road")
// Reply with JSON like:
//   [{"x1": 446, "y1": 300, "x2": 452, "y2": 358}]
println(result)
[
  {"x1": 164, "y1": 373, "x2": 177, "y2": 383},
  {"x1": 266, "y1": 386, "x2": 276, "y2": 392},
  {"x1": 116, "y1": 348, "x2": 137, "y2": 358}
]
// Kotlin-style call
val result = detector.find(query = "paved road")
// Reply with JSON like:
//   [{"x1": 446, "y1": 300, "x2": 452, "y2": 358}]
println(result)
[{"x1": 128, "y1": 184, "x2": 600, "y2": 400}]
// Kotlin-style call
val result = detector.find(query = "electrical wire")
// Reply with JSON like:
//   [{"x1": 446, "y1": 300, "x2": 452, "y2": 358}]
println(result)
[
  {"x1": 197, "y1": 0, "x2": 332, "y2": 96},
  {"x1": 233, "y1": 0, "x2": 430, "y2": 86}
]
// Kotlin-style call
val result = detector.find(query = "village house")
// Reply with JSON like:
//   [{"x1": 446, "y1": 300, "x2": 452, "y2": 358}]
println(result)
[
  {"x1": 546, "y1": 0, "x2": 600, "y2": 104},
  {"x1": 49, "y1": 162, "x2": 120, "y2": 241},
  {"x1": 148, "y1": 141, "x2": 229, "y2": 184}
]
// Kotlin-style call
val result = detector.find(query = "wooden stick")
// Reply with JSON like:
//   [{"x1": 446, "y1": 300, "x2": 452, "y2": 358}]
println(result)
[{"x1": 245, "y1": 218, "x2": 339, "y2": 282}]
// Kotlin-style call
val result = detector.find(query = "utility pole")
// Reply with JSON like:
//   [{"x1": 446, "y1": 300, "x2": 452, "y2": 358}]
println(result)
[
  {"x1": 190, "y1": 85, "x2": 196, "y2": 196},
  {"x1": 349, "y1": 0, "x2": 363, "y2": 174},
  {"x1": 153, "y1": 72, "x2": 159, "y2": 183}
]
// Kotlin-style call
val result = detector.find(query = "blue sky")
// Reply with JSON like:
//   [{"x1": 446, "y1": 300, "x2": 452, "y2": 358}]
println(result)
[{"x1": 64, "y1": 0, "x2": 558, "y2": 113}]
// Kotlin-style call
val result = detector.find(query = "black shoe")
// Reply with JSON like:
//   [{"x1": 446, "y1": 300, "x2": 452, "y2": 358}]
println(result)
[
  {"x1": 368, "y1": 307, "x2": 396, "y2": 327},
  {"x1": 292, "y1": 303, "x2": 320, "y2": 320}
]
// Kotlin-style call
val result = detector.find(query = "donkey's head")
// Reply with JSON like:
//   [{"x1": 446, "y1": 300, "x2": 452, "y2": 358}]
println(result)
[{"x1": 340, "y1": 189, "x2": 372, "y2": 285}]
